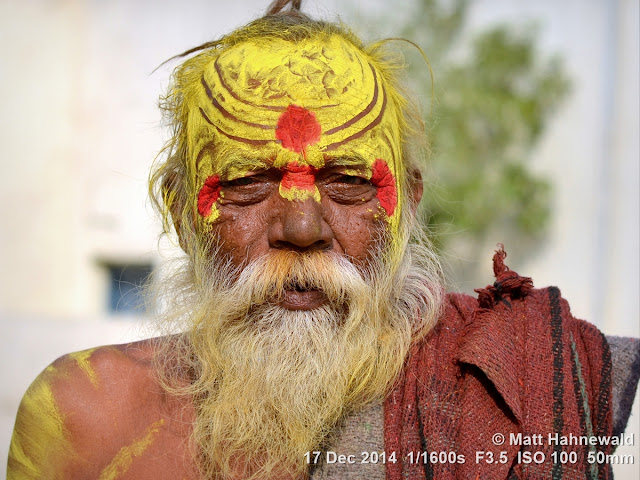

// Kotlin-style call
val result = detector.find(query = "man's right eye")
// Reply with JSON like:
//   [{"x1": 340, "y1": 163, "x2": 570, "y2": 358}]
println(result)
[
  {"x1": 224, "y1": 176, "x2": 259, "y2": 187},
  {"x1": 218, "y1": 174, "x2": 276, "y2": 206}
]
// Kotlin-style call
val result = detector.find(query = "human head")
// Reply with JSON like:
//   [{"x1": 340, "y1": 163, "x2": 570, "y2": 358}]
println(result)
[{"x1": 150, "y1": 1, "x2": 427, "y2": 266}]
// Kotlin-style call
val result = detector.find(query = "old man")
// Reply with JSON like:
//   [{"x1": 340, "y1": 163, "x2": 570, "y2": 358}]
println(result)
[{"x1": 8, "y1": 1, "x2": 639, "y2": 479}]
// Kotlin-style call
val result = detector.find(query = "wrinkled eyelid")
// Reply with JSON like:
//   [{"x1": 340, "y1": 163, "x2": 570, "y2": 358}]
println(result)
[
  {"x1": 223, "y1": 169, "x2": 265, "y2": 182},
  {"x1": 226, "y1": 176, "x2": 257, "y2": 186},
  {"x1": 342, "y1": 174, "x2": 371, "y2": 184}
]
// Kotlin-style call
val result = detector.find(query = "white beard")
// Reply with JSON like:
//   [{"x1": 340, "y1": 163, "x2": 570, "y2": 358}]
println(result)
[{"x1": 153, "y1": 243, "x2": 443, "y2": 479}]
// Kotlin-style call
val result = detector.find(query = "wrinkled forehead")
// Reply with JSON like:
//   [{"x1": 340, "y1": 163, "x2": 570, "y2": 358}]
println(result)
[
  {"x1": 215, "y1": 35, "x2": 370, "y2": 112},
  {"x1": 186, "y1": 35, "x2": 402, "y2": 174}
]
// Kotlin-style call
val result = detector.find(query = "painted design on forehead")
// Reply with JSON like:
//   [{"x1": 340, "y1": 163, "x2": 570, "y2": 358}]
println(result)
[
  {"x1": 197, "y1": 58, "x2": 386, "y2": 156},
  {"x1": 276, "y1": 105, "x2": 321, "y2": 156},
  {"x1": 280, "y1": 162, "x2": 320, "y2": 202}
]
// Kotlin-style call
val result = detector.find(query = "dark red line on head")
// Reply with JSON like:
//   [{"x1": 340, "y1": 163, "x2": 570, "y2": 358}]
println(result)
[
  {"x1": 200, "y1": 77, "x2": 272, "y2": 130},
  {"x1": 323, "y1": 85, "x2": 388, "y2": 152},
  {"x1": 199, "y1": 107, "x2": 214, "y2": 126},
  {"x1": 324, "y1": 64, "x2": 379, "y2": 136},
  {"x1": 195, "y1": 140, "x2": 216, "y2": 170},
  {"x1": 198, "y1": 107, "x2": 273, "y2": 147}
]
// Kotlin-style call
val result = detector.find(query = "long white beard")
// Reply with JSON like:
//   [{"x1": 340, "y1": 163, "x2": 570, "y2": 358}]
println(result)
[{"x1": 153, "y1": 243, "x2": 443, "y2": 479}]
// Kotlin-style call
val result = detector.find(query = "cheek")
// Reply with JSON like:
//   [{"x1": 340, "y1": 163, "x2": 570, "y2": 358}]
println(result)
[
  {"x1": 207, "y1": 207, "x2": 272, "y2": 265},
  {"x1": 323, "y1": 199, "x2": 388, "y2": 263}
]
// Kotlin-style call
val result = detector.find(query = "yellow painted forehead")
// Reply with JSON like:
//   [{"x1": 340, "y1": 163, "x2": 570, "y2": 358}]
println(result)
[
  {"x1": 189, "y1": 35, "x2": 401, "y2": 166},
  {"x1": 214, "y1": 35, "x2": 371, "y2": 110}
]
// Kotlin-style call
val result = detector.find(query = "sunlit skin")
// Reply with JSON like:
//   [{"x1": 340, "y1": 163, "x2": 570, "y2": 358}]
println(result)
[
  {"x1": 8, "y1": 343, "x2": 198, "y2": 480},
  {"x1": 7, "y1": 30, "x2": 423, "y2": 480}
]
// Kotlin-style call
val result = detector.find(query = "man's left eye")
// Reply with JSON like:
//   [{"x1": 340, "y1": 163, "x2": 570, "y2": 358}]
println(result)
[
  {"x1": 335, "y1": 175, "x2": 370, "y2": 185},
  {"x1": 322, "y1": 173, "x2": 376, "y2": 204}
]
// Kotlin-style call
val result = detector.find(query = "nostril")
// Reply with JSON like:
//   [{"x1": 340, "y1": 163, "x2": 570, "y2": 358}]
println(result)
[{"x1": 271, "y1": 240, "x2": 331, "y2": 252}]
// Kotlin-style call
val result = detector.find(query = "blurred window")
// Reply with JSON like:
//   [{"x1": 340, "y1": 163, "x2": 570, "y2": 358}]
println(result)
[{"x1": 106, "y1": 263, "x2": 153, "y2": 314}]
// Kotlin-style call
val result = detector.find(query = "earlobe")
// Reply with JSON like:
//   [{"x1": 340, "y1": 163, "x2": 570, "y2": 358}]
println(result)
[{"x1": 408, "y1": 168, "x2": 424, "y2": 215}]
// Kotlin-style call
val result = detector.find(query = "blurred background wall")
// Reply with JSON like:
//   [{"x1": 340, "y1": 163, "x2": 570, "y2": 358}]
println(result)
[{"x1": 1, "y1": 0, "x2": 637, "y2": 476}]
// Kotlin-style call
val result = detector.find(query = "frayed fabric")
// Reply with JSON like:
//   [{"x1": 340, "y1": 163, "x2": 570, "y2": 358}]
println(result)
[{"x1": 384, "y1": 249, "x2": 614, "y2": 480}]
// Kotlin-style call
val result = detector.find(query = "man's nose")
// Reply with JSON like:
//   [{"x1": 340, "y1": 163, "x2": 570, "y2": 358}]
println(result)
[{"x1": 268, "y1": 198, "x2": 333, "y2": 251}]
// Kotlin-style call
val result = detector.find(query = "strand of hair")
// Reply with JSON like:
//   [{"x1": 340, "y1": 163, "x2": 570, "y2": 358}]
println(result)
[{"x1": 266, "y1": 0, "x2": 302, "y2": 16}]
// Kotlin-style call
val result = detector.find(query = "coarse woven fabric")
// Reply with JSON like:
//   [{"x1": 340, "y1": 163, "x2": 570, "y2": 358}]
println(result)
[
  {"x1": 310, "y1": 401, "x2": 386, "y2": 480},
  {"x1": 608, "y1": 336, "x2": 640, "y2": 437},
  {"x1": 310, "y1": 338, "x2": 638, "y2": 479},
  {"x1": 384, "y1": 247, "x2": 615, "y2": 480}
]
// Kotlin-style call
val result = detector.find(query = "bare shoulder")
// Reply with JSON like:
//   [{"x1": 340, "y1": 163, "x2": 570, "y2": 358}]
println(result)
[{"x1": 8, "y1": 338, "x2": 195, "y2": 479}]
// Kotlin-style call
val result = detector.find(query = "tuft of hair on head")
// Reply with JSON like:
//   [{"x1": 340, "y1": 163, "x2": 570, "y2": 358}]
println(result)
[{"x1": 266, "y1": 0, "x2": 302, "y2": 15}]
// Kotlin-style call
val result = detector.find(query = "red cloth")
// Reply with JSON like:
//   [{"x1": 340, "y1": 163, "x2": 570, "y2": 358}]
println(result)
[{"x1": 384, "y1": 248, "x2": 613, "y2": 480}]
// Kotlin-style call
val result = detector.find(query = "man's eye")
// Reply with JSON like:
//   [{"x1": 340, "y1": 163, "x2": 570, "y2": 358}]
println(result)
[
  {"x1": 322, "y1": 173, "x2": 376, "y2": 205},
  {"x1": 218, "y1": 174, "x2": 275, "y2": 206},
  {"x1": 224, "y1": 176, "x2": 259, "y2": 187},
  {"x1": 336, "y1": 175, "x2": 370, "y2": 185}
]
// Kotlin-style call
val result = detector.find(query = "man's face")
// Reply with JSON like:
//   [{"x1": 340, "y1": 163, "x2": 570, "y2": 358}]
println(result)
[
  {"x1": 184, "y1": 35, "x2": 408, "y2": 310},
  {"x1": 209, "y1": 158, "x2": 387, "y2": 310}
]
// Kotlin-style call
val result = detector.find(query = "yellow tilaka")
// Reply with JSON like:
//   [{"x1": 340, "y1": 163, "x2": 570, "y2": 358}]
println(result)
[
  {"x1": 98, "y1": 419, "x2": 165, "y2": 480},
  {"x1": 182, "y1": 34, "x2": 406, "y2": 234}
]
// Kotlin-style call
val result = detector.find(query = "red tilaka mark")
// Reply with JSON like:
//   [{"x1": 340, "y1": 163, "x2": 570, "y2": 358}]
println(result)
[
  {"x1": 197, "y1": 175, "x2": 222, "y2": 217},
  {"x1": 280, "y1": 162, "x2": 317, "y2": 192},
  {"x1": 370, "y1": 159, "x2": 397, "y2": 216},
  {"x1": 276, "y1": 105, "x2": 321, "y2": 156}
]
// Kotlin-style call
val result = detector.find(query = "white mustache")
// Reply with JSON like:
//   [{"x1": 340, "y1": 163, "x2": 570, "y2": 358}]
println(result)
[{"x1": 212, "y1": 250, "x2": 372, "y2": 309}]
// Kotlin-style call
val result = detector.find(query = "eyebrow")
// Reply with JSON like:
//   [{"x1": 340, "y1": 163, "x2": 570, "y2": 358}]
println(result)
[
  {"x1": 324, "y1": 155, "x2": 371, "y2": 169},
  {"x1": 217, "y1": 157, "x2": 271, "y2": 179}
]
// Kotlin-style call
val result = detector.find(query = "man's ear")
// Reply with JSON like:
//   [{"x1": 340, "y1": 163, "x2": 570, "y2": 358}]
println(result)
[
  {"x1": 408, "y1": 168, "x2": 424, "y2": 215},
  {"x1": 163, "y1": 171, "x2": 190, "y2": 252}
]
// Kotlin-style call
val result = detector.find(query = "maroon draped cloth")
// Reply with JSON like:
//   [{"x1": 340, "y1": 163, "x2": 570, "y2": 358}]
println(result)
[{"x1": 384, "y1": 248, "x2": 613, "y2": 480}]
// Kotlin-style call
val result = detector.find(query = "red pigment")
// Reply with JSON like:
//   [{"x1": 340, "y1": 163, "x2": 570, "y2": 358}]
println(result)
[
  {"x1": 370, "y1": 159, "x2": 397, "y2": 216},
  {"x1": 281, "y1": 162, "x2": 317, "y2": 192},
  {"x1": 197, "y1": 174, "x2": 221, "y2": 217},
  {"x1": 276, "y1": 105, "x2": 321, "y2": 156}
]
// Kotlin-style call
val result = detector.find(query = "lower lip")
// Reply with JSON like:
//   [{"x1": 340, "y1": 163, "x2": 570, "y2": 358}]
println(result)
[{"x1": 279, "y1": 289, "x2": 327, "y2": 310}]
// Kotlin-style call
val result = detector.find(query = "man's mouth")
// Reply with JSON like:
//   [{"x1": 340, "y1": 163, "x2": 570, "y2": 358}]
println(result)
[{"x1": 279, "y1": 283, "x2": 327, "y2": 311}]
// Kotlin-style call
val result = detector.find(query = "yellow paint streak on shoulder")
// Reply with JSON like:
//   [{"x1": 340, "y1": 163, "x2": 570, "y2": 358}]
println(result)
[
  {"x1": 8, "y1": 372, "x2": 74, "y2": 479},
  {"x1": 68, "y1": 347, "x2": 99, "y2": 387},
  {"x1": 98, "y1": 419, "x2": 165, "y2": 480}
]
